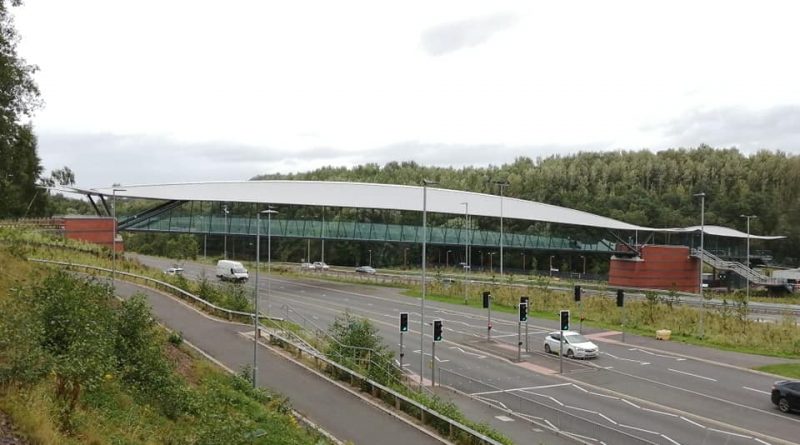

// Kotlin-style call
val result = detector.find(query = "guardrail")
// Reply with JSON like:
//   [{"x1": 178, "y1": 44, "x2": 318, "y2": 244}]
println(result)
[
  {"x1": 28, "y1": 258, "x2": 266, "y2": 324},
  {"x1": 267, "y1": 329, "x2": 506, "y2": 445},
  {"x1": 31, "y1": 258, "x2": 504, "y2": 445}
]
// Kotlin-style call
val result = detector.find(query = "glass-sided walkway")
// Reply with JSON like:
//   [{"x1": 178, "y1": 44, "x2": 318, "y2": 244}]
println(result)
[{"x1": 122, "y1": 213, "x2": 620, "y2": 253}]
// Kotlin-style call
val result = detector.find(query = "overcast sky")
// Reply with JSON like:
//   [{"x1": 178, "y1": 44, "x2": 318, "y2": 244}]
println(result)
[{"x1": 13, "y1": 0, "x2": 800, "y2": 188}]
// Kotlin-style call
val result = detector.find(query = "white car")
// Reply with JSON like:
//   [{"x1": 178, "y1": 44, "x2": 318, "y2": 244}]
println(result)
[
  {"x1": 543, "y1": 331, "x2": 599, "y2": 359},
  {"x1": 312, "y1": 261, "x2": 330, "y2": 270},
  {"x1": 164, "y1": 267, "x2": 184, "y2": 276}
]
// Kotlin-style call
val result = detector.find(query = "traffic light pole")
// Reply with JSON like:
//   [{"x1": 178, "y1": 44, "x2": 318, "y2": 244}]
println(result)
[
  {"x1": 525, "y1": 321, "x2": 529, "y2": 352},
  {"x1": 622, "y1": 305, "x2": 626, "y2": 343},
  {"x1": 487, "y1": 299, "x2": 492, "y2": 342},
  {"x1": 399, "y1": 332, "x2": 404, "y2": 372},
  {"x1": 517, "y1": 322, "x2": 522, "y2": 362},
  {"x1": 431, "y1": 340, "x2": 436, "y2": 387},
  {"x1": 559, "y1": 326, "x2": 564, "y2": 374}
]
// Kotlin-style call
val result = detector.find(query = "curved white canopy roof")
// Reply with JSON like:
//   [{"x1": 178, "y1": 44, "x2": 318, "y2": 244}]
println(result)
[{"x1": 85, "y1": 180, "x2": 784, "y2": 240}]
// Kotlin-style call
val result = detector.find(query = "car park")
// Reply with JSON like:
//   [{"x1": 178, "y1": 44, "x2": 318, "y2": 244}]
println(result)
[
  {"x1": 355, "y1": 266, "x2": 376, "y2": 274},
  {"x1": 772, "y1": 380, "x2": 800, "y2": 413},
  {"x1": 312, "y1": 261, "x2": 330, "y2": 270},
  {"x1": 543, "y1": 330, "x2": 599, "y2": 359}
]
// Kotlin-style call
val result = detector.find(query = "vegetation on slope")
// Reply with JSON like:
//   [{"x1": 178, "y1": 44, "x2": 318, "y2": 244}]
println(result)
[{"x1": 0, "y1": 247, "x2": 327, "y2": 445}]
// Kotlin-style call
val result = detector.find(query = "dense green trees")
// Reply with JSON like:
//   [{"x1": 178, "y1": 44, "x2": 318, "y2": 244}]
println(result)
[{"x1": 0, "y1": 0, "x2": 47, "y2": 218}]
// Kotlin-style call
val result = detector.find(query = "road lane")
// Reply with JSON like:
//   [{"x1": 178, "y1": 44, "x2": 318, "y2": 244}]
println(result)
[{"x1": 133, "y1": 255, "x2": 800, "y2": 445}]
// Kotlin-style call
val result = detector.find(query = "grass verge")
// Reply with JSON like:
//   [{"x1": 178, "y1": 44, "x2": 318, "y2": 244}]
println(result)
[{"x1": 754, "y1": 364, "x2": 800, "y2": 379}]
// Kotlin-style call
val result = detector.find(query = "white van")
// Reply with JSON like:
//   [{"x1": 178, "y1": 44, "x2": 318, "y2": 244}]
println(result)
[{"x1": 216, "y1": 260, "x2": 249, "y2": 282}]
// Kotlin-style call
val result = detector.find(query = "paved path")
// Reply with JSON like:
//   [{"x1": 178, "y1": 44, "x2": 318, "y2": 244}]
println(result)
[{"x1": 112, "y1": 280, "x2": 444, "y2": 445}]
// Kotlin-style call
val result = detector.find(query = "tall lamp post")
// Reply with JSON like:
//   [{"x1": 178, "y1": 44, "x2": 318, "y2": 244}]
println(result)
[
  {"x1": 549, "y1": 255, "x2": 555, "y2": 277},
  {"x1": 580, "y1": 255, "x2": 586, "y2": 276},
  {"x1": 740, "y1": 214, "x2": 757, "y2": 307},
  {"x1": 420, "y1": 179, "x2": 437, "y2": 387},
  {"x1": 494, "y1": 180, "x2": 510, "y2": 278},
  {"x1": 368, "y1": 249, "x2": 372, "y2": 267},
  {"x1": 404, "y1": 247, "x2": 409, "y2": 269},
  {"x1": 489, "y1": 252, "x2": 495, "y2": 273},
  {"x1": 461, "y1": 202, "x2": 470, "y2": 305},
  {"x1": 521, "y1": 252, "x2": 526, "y2": 272},
  {"x1": 223, "y1": 205, "x2": 230, "y2": 259},
  {"x1": 694, "y1": 192, "x2": 706, "y2": 338},
  {"x1": 253, "y1": 207, "x2": 278, "y2": 388},
  {"x1": 112, "y1": 187, "x2": 127, "y2": 288}
]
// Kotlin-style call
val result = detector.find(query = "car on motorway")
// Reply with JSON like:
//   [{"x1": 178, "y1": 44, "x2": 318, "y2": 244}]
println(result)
[
  {"x1": 772, "y1": 380, "x2": 800, "y2": 413},
  {"x1": 543, "y1": 330, "x2": 599, "y2": 359},
  {"x1": 164, "y1": 267, "x2": 184, "y2": 276},
  {"x1": 355, "y1": 265, "x2": 376, "y2": 274},
  {"x1": 312, "y1": 261, "x2": 330, "y2": 270}
]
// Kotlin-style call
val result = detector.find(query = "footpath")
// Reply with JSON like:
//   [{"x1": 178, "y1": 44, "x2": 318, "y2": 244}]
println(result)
[{"x1": 112, "y1": 280, "x2": 444, "y2": 445}]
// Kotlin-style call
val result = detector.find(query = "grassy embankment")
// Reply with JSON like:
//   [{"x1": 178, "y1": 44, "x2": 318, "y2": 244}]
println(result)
[
  {"x1": 0, "y1": 231, "x2": 329, "y2": 445},
  {"x1": 6, "y1": 229, "x2": 512, "y2": 445}
]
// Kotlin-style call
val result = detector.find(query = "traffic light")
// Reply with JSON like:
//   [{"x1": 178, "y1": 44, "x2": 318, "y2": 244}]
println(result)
[
  {"x1": 400, "y1": 312, "x2": 408, "y2": 332},
  {"x1": 433, "y1": 320, "x2": 443, "y2": 342},
  {"x1": 560, "y1": 310, "x2": 570, "y2": 331},
  {"x1": 519, "y1": 302, "x2": 528, "y2": 322},
  {"x1": 574, "y1": 285, "x2": 581, "y2": 302},
  {"x1": 482, "y1": 291, "x2": 491, "y2": 308},
  {"x1": 521, "y1": 296, "x2": 529, "y2": 308},
  {"x1": 616, "y1": 290, "x2": 624, "y2": 307}
]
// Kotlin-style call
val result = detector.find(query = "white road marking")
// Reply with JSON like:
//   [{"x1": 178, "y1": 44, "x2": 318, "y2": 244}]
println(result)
[
  {"x1": 564, "y1": 432, "x2": 600, "y2": 442},
  {"x1": 571, "y1": 384, "x2": 589, "y2": 393},
  {"x1": 707, "y1": 428, "x2": 751, "y2": 439},
  {"x1": 495, "y1": 415, "x2": 514, "y2": 422},
  {"x1": 602, "y1": 352, "x2": 650, "y2": 365},
  {"x1": 472, "y1": 383, "x2": 570, "y2": 396},
  {"x1": 754, "y1": 438, "x2": 773, "y2": 445},
  {"x1": 618, "y1": 424, "x2": 659, "y2": 435},
  {"x1": 596, "y1": 413, "x2": 617, "y2": 425},
  {"x1": 449, "y1": 346, "x2": 486, "y2": 359},
  {"x1": 680, "y1": 416, "x2": 706, "y2": 429},
  {"x1": 621, "y1": 399, "x2": 640, "y2": 409},
  {"x1": 743, "y1": 386, "x2": 770, "y2": 395},
  {"x1": 410, "y1": 349, "x2": 449, "y2": 362},
  {"x1": 668, "y1": 368, "x2": 717, "y2": 381},
  {"x1": 628, "y1": 348, "x2": 686, "y2": 360},
  {"x1": 660, "y1": 434, "x2": 682, "y2": 445},
  {"x1": 641, "y1": 407, "x2": 678, "y2": 417}
]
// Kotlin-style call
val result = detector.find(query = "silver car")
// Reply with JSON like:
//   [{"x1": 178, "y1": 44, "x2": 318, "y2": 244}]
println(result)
[{"x1": 544, "y1": 330, "x2": 599, "y2": 359}]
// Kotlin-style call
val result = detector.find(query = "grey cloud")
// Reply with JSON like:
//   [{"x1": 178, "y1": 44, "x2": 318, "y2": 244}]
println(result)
[
  {"x1": 421, "y1": 13, "x2": 517, "y2": 56},
  {"x1": 654, "y1": 106, "x2": 800, "y2": 151},
  {"x1": 36, "y1": 131, "x2": 611, "y2": 188}
]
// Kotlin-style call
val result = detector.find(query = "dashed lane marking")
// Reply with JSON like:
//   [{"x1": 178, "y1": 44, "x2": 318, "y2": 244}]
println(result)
[{"x1": 668, "y1": 368, "x2": 717, "y2": 382}]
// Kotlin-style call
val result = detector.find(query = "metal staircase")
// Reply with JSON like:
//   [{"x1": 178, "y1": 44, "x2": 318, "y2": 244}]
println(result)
[{"x1": 692, "y1": 248, "x2": 785, "y2": 287}]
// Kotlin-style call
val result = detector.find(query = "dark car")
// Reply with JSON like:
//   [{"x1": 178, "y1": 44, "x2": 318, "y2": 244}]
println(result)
[{"x1": 771, "y1": 380, "x2": 800, "y2": 413}]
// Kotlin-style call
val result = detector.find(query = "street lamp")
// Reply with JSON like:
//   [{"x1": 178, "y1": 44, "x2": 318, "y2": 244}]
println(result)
[
  {"x1": 580, "y1": 255, "x2": 586, "y2": 276},
  {"x1": 521, "y1": 252, "x2": 526, "y2": 272},
  {"x1": 368, "y1": 249, "x2": 372, "y2": 267},
  {"x1": 493, "y1": 180, "x2": 510, "y2": 278},
  {"x1": 420, "y1": 179, "x2": 437, "y2": 387},
  {"x1": 223, "y1": 205, "x2": 230, "y2": 259},
  {"x1": 694, "y1": 192, "x2": 706, "y2": 338},
  {"x1": 254, "y1": 207, "x2": 278, "y2": 387},
  {"x1": 404, "y1": 247, "x2": 409, "y2": 269},
  {"x1": 446, "y1": 250, "x2": 451, "y2": 268},
  {"x1": 489, "y1": 252, "x2": 495, "y2": 273},
  {"x1": 461, "y1": 202, "x2": 470, "y2": 305},
  {"x1": 740, "y1": 214, "x2": 757, "y2": 307},
  {"x1": 112, "y1": 188, "x2": 126, "y2": 288}
]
